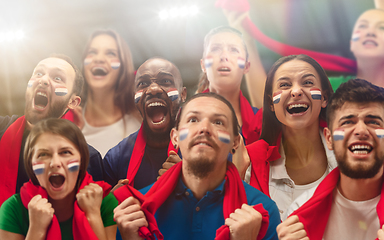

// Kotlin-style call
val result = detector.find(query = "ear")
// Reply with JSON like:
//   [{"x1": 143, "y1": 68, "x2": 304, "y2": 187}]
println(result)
[
  {"x1": 200, "y1": 58, "x2": 206, "y2": 73},
  {"x1": 180, "y1": 87, "x2": 187, "y2": 102},
  {"x1": 170, "y1": 128, "x2": 179, "y2": 147},
  {"x1": 323, "y1": 127, "x2": 334, "y2": 151},
  {"x1": 232, "y1": 134, "x2": 241, "y2": 152},
  {"x1": 67, "y1": 95, "x2": 81, "y2": 110},
  {"x1": 243, "y1": 61, "x2": 251, "y2": 74},
  {"x1": 321, "y1": 94, "x2": 328, "y2": 108},
  {"x1": 269, "y1": 97, "x2": 275, "y2": 112}
]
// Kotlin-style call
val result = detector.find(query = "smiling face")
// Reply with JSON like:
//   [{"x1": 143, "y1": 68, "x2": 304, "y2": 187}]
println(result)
[
  {"x1": 201, "y1": 31, "x2": 250, "y2": 91},
  {"x1": 325, "y1": 102, "x2": 384, "y2": 179},
  {"x1": 350, "y1": 9, "x2": 384, "y2": 60},
  {"x1": 271, "y1": 59, "x2": 327, "y2": 130},
  {"x1": 31, "y1": 133, "x2": 81, "y2": 200},
  {"x1": 171, "y1": 96, "x2": 240, "y2": 178},
  {"x1": 134, "y1": 58, "x2": 186, "y2": 142},
  {"x1": 83, "y1": 34, "x2": 121, "y2": 91},
  {"x1": 24, "y1": 58, "x2": 79, "y2": 126}
]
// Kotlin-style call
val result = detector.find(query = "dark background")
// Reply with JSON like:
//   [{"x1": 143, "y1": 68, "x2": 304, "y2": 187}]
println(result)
[{"x1": 0, "y1": 0, "x2": 374, "y2": 116}]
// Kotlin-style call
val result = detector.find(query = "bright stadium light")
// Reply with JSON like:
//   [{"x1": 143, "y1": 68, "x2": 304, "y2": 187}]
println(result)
[
  {"x1": 0, "y1": 30, "x2": 25, "y2": 43},
  {"x1": 159, "y1": 5, "x2": 199, "y2": 20}
]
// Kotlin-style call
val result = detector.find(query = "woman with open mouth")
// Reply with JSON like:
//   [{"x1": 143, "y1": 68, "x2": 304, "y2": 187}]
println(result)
[
  {"x1": 0, "y1": 118, "x2": 117, "y2": 240},
  {"x1": 243, "y1": 55, "x2": 336, "y2": 220}
]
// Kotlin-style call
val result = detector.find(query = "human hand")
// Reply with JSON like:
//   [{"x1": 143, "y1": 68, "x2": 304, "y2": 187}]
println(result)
[
  {"x1": 114, "y1": 196, "x2": 147, "y2": 240},
  {"x1": 223, "y1": 9, "x2": 249, "y2": 34},
  {"x1": 111, "y1": 179, "x2": 130, "y2": 193},
  {"x1": 157, "y1": 150, "x2": 181, "y2": 180},
  {"x1": 276, "y1": 215, "x2": 308, "y2": 240},
  {"x1": 232, "y1": 136, "x2": 250, "y2": 180},
  {"x1": 28, "y1": 195, "x2": 54, "y2": 234},
  {"x1": 225, "y1": 204, "x2": 262, "y2": 240},
  {"x1": 378, "y1": 224, "x2": 384, "y2": 240},
  {"x1": 76, "y1": 183, "x2": 103, "y2": 218}
]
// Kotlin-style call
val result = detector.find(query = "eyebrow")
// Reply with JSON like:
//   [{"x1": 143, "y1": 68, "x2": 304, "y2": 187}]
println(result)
[
  {"x1": 366, "y1": 115, "x2": 383, "y2": 121},
  {"x1": 338, "y1": 114, "x2": 355, "y2": 123},
  {"x1": 185, "y1": 111, "x2": 229, "y2": 119},
  {"x1": 35, "y1": 64, "x2": 66, "y2": 75}
]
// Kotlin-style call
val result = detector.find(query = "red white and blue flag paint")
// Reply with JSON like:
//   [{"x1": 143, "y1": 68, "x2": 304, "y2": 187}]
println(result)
[
  {"x1": 111, "y1": 59, "x2": 121, "y2": 69},
  {"x1": 32, "y1": 162, "x2": 45, "y2": 175},
  {"x1": 273, "y1": 91, "x2": 282, "y2": 104},
  {"x1": 333, "y1": 129, "x2": 344, "y2": 141},
  {"x1": 375, "y1": 128, "x2": 384, "y2": 139},
  {"x1": 55, "y1": 87, "x2": 68, "y2": 96},
  {"x1": 237, "y1": 57, "x2": 245, "y2": 69},
  {"x1": 204, "y1": 57, "x2": 213, "y2": 69},
  {"x1": 134, "y1": 91, "x2": 143, "y2": 104},
  {"x1": 179, "y1": 128, "x2": 189, "y2": 141},
  {"x1": 68, "y1": 160, "x2": 80, "y2": 172},
  {"x1": 351, "y1": 31, "x2": 360, "y2": 42},
  {"x1": 310, "y1": 88, "x2": 322, "y2": 100},
  {"x1": 167, "y1": 88, "x2": 179, "y2": 101},
  {"x1": 84, "y1": 57, "x2": 92, "y2": 66},
  {"x1": 27, "y1": 80, "x2": 35, "y2": 88},
  {"x1": 218, "y1": 130, "x2": 230, "y2": 144}
]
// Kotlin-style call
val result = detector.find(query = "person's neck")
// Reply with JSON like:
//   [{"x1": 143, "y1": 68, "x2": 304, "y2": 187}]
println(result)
[
  {"x1": 356, "y1": 57, "x2": 384, "y2": 88},
  {"x1": 146, "y1": 136, "x2": 170, "y2": 149},
  {"x1": 282, "y1": 121, "x2": 323, "y2": 169},
  {"x1": 181, "y1": 161, "x2": 227, "y2": 201},
  {"x1": 338, "y1": 168, "x2": 383, "y2": 201},
  {"x1": 85, "y1": 90, "x2": 123, "y2": 127},
  {"x1": 209, "y1": 86, "x2": 242, "y2": 126},
  {"x1": 49, "y1": 191, "x2": 76, "y2": 222}
]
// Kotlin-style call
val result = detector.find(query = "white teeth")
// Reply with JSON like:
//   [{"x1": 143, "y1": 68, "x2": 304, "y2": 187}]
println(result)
[
  {"x1": 37, "y1": 92, "x2": 47, "y2": 97},
  {"x1": 199, "y1": 143, "x2": 208, "y2": 145},
  {"x1": 35, "y1": 105, "x2": 45, "y2": 110},
  {"x1": 148, "y1": 102, "x2": 165, "y2": 107},
  {"x1": 152, "y1": 118, "x2": 165, "y2": 125},
  {"x1": 354, "y1": 150, "x2": 368, "y2": 155},
  {"x1": 351, "y1": 145, "x2": 371, "y2": 151},
  {"x1": 220, "y1": 67, "x2": 229, "y2": 70},
  {"x1": 92, "y1": 67, "x2": 107, "y2": 72},
  {"x1": 288, "y1": 103, "x2": 308, "y2": 109}
]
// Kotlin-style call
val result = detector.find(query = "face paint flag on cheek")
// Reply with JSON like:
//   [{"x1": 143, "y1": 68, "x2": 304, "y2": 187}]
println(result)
[
  {"x1": 111, "y1": 59, "x2": 121, "y2": 70},
  {"x1": 218, "y1": 130, "x2": 231, "y2": 144},
  {"x1": 55, "y1": 87, "x2": 68, "y2": 96},
  {"x1": 273, "y1": 91, "x2": 282, "y2": 104},
  {"x1": 351, "y1": 31, "x2": 360, "y2": 42},
  {"x1": 84, "y1": 57, "x2": 92, "y2": 66},
  {"x1": 32, "y1": 163, "x2": 45, "y2": 175},
  {"x1": 167, "y1": 88, "x2": 179, "y2": 101},
  {"x1": 333, "y1": 129, "x2": 345, "y2": 141},
  {"x1": 27, "y1": 80, "x2": 35, "y2": 88},
  {"x1": 237, "y1": 57, "x2": 245, "y2": 69},
  {"x1": 179, "y1": 128, "x2": 189, "y2": 141},
  {"x1": 204, "y1": 57, "x2": 213, "y2": 69},
  {"x1": 134, "y1": 91, "x2": 143, "y2": 104},
  {"x1": 68, "y1": 160, "x2": 80, "y2": 172},
  {"x1": 310, "y1": 88, "x2": 322, "y2": 100},
  {"x1": 375, "y1": 128, "x2": 384, "y2": 139}
]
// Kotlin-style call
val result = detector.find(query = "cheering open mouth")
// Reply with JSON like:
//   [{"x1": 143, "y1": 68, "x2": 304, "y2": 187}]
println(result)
[
  {"x1": 286, "y1": 103, "x2": 309, "y2": 114},
  {"x1": 34, "y1": 90, "x2": 49, "y2": 110}
]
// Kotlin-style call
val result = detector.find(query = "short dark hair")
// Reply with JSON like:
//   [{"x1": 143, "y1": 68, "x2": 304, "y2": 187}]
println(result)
[
  {"x1": 24, "y1": 118, "x2": 89, "y2": 190},
  {"x1": 175, "y1": 92, "x2": 240, "y2": 136},
  {"x1": 326, "y1": 78, "x2": 384, "y2": 128},
  {"x1": 50, "y1": 53, "x2": 84, "y2": 97},
  {"x1": 260, "y1": 54, "x2": 334, "y2": 145}
]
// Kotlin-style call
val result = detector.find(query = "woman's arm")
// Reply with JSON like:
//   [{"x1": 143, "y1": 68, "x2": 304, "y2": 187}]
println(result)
[
  {"x1": 0, "y1": 230, "x2": 25, "y2": 240},
  {"x1": 375, "y1": 0, "x2": 384, "y2": 9}
]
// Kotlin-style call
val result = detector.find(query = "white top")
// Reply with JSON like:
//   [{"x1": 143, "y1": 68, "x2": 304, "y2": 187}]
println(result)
[
  {"x1": 322, "y1": 188, "x2": 380, "y2": 240},
  {"x1": 245, "y1": 130, "x2": 337, "y2": 219},
  {"x1": 82, "y1": 110, "x2": 141, "y2": 157}
]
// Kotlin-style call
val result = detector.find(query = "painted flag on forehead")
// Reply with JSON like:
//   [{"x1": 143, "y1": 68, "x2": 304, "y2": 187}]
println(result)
[
  {"x1": 68, "y1": 160, "x2": 80, "y2": 172},
  {"x1": 111, "y1": 59, "x2": 121, "y2": 69},
  {"x1": 179, "y1": 128, "x2": 189, "y2": 141},
  {"x1": 310, "y1": 88, "x2": 322, "y2": 100},
  {"x1": 84, "y1": 57, "x2": 92, "y2": 66},
  {"x1": 55, "y1": 87, "x2": 68, "y2": 96},
  {"x1": 237, "y1": 57, "x2": 245, "y2": 69},
  {"x1": 333, "y1": 129, "x2": 344, "y2": 141},
  {"x1": 273, "y1": 91, "x2": 282, "y2": 104},
  {"x1": 167, "y1": 88, "x2": 179, "y2": 101},
  {"x1": 32, "y1": 163, "x2": 45, "y2": 175},
  {"x1": 135, "y1": 91, "x2": 143, "y2": 104},
  {"x1": 376, "y1": 129, "x2": 384, "y2": 139},
  {"x1": 204, "y1": 57, "x2": 213, "y2": 68},
  {"x1": 218, "y1": 130, "x2": 231, "y2": 144}
]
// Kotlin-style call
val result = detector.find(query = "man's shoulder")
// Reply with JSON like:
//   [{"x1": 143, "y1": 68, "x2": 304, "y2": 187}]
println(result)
[
  {"x1": 242, "y1": 181, "x2": 276, "y2": 207},
  {"x1": 0, "y1": 115, "x2": 20, "y2": 139},
  {"x1": 104, "y1": 129, "x2": 140, "y2": 162}
]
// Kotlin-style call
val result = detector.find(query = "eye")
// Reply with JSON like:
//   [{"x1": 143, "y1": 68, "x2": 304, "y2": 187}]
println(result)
[
  {"x1": 137, "y1": 81, "x2": 149, "y2": 88},
  {"x1": 54, "y1": 76, "x2": 62, "y2": 81},
  {"x1": 188, "y1": 117, "x2": 198, "y2": 123},
  {"x1": 230, "y1": 47, "x2": 240, "y2": 53},
  {"x1": 341, "y1": 120, "x2": 354, "y2": 126},
  {"x1": 87, "y1": 50, "x2": 97, "y2": 55},
  {"x1": 367, "y1": 120, "x2": 381, "y2": 126},
  {"x1": 37, "y1": 152, "x2": 48, "y2": 158},
  {"x1": 210, "y1": 46, "x2": 221, "y2": 52},
  {"x1": 379, "y1": 25, "x2": 384, "y2": 31},
  {"x1": 107, "y1": 51, "x2": 117, "y2": 57},
  {"x1": 357, "y1": 24, "x2": 368, "y2": 29},
  {"x1": 35, "y1": 72, "x2": 43, "y2": 77},
  {"x1": 214, "y1": 120, "x2": 224, "y2": 125},
  {"x1": 159, "y1": 78, "x2": 172, "y2": 85},
  {"x1": 303, "y1": 80, "x2": 314, "y2": 85},
  {"x1": 279, "y1": 82, "x2": 291, "y2": 88},
  {"x1": 60, "y1": 150, "x2": 72, "y2": 155}
]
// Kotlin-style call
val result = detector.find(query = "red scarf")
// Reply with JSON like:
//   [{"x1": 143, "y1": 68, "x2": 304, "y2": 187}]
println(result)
[
  {"x1": 215, "y1": 0, "x2": 356, "y2": 73},
  {"x1": 0, "y1": 116, "x2": 26, "y2": 206},
  {"x1": 115, "y1": 161, "x2": 270, "y2": 240},
  {"x1": 290, "y1": 168, "x2": 384, "y2": 240},
  {"x1": 127, "y1": 124, "x2": 175, "y2": 186},
  {"x1": 20, "y1": 173, "x2": 111, "y2": 240}
]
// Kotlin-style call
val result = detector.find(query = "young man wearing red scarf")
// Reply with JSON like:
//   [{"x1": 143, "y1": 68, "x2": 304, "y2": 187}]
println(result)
[
  {"x1": 0, "y1": 55, "x2": 104, "y2": 206},
  {"x1": 113, "y1": 92, "x2": 280, "y2": 240},
  {"x1": 103, "y1": 57, "x2": 187, "y2": 190},
  {"x1": 277, "y1": 79, "x2": 384, "y2": 240}
]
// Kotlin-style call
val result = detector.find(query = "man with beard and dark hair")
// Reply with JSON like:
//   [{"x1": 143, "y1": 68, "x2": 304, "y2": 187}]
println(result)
[
  {"x1": 277, "y1": 79, "x2": 384, "y2": 240},
  {"x1": 113, "y1": 92, "x2": 280, "y2": 240},
  {"x1": 0, "y1": 55, "x2": 104, "y2": 206},
  {"x1": 103, "y1": 57, "x2": 187, "y2": 190}
]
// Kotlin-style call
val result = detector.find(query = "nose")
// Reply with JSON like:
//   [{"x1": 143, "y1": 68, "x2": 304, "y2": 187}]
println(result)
[
  {"x1": 146, "y1": 82, "x2": 164, "y2": 96},
  {"x1": 220, "y1": 50, "x2": 229, "y2": 62},
  {"x1": 354, "y1": 121, "x2": 369, "y2": 139},
  {"x1": 39, "y1": 74, "x2": 50, "y2": 87},
  {"x1": 198, "y1": 118, "x2": 212, "y2": 136},
  {"x1": 366, "y1": 26, "x2": 377, "y2": 37},
  {"x1": 94, "y1": 52, "x2": 106, "y2": 63},
  {"x1": 291, "y1": 85, "x2": 303, "y2": 98},
  {"x1": 49, "y1": 154, "x2": 62, "y2": 169}
]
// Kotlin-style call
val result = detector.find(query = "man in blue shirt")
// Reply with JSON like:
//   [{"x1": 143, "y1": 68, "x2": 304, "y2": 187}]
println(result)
[{"x1": 114, "y1": 93, "x2": 280, "y2": 240}]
